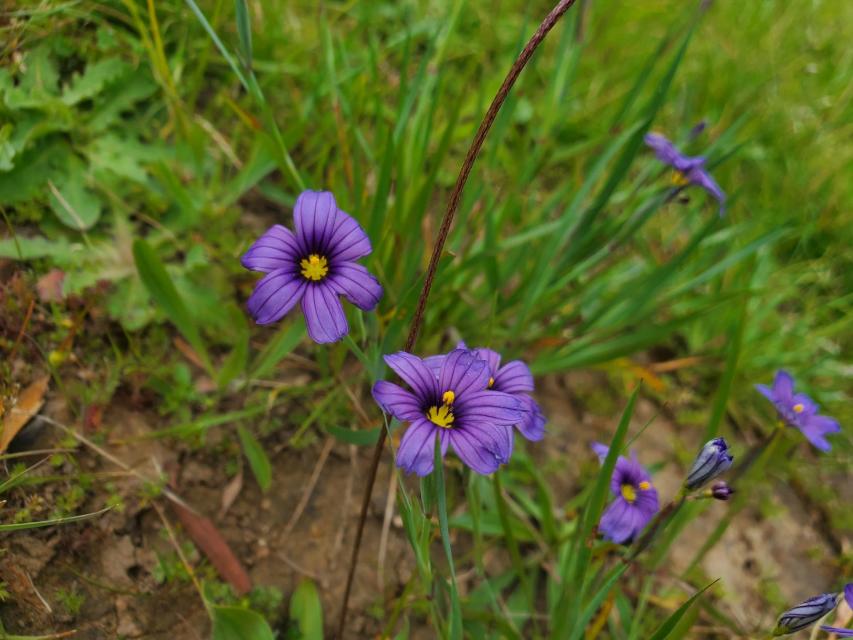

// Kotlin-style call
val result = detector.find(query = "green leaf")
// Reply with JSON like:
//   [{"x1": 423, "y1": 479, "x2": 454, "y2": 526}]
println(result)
[
  {"x1": 289, "y1": 579, "x2": 324, "y2": 640},
  {"x1": 234, "y1": 0, "x2": 253, "y2": 68},
  {"x1": 47, "y1": 173, "x2": 102, "y2": 230},
  {"x1": 326, "y1": 425, "x2": 382, "y2": 446},
  {"x1": 132, "y1": 238, "x2": 212, "y2": 373},
  {"x1": 0, "y1": 236, "x2": 74, "y2": 260},
  {"x1": 646, "y1": 581, "x2": 717, "y2": 640},
  {"x1": 237, "y1": 426, "x2": 272, "y2": 492},
  {"x1": 211, "y1": 606, "x2": 274, "y2": 640},
  {"x1": 61, "y1": 57, "x2": 130, "y2": 106}
]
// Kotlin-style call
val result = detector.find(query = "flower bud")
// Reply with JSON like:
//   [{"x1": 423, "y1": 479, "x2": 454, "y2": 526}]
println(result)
[
  {"x1": 685, "y1": 437, "x2": 733, "y2": 490},
  {"x1": 710, "y1": 481, "x2": 734, "y2": 501},
  {"x1": 773, "y1": 592, "x2": 838, "y2": 636}
]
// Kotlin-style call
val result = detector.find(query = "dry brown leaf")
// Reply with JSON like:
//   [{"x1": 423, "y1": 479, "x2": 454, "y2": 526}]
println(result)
[
  {"x1": 219, "y1": 469, "x2": 244, "y2": 519},
  {"x1": 170, "y1": 500, "x2": 252, "y2": 595},
  {"x1": 1, "y1": 375, "x2": 49, "y2": 453}
]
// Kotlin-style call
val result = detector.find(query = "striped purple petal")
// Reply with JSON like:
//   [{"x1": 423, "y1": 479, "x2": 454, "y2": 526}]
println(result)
[
  {"x1": 439, "y1": 349, "x2": 490, "y2": 399},
  {"x1": 800, "y1": 415, "x2": 842, "y2": 452},
  {"x1": 246, "y1": 270, "x2": 306, "y2": 325},
  {"x1": 448, "y1": 428, "x2": 503, "y2": 475},
  {"x1": 456, "y1": 390, "x2": 522, "y2": 427},
  {"x1": 301, "y1": 283, "x2": 348, "y2": 343},
  {"x1": 241, "y1": 224, "x2": 301, "y2": 273},
  {"x1": 494, "y1": 360, "x2": 535, "y2": 394},
  {"x1": 384, "y1": 352, "x2": 439, "y2": 402},
  {"x1": 517, "y1": 395, "x2": 546, "y2": 441},
  {"x1": 327, "y1": 261, "x2": 383, "y2": 311},
  {"x1": 396, "y1": 419, "x2": 448, "y2": 476},
  {"x1": 372, "y1": 381, "x2": 423, "y2": 421}
]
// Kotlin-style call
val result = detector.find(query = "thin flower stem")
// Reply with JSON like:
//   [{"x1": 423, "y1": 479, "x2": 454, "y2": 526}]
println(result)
[{"x1": 336, "y1": 1, "x2": 579, "y2": 635}]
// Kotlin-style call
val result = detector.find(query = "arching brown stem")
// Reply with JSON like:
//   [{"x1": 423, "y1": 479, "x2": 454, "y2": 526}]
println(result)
[{"x1": 337, "y1": 1, "x2": 578, "y2": 635}]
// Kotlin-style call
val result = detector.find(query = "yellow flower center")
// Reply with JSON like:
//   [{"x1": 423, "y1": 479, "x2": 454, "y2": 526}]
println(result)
[
  {"x1": 488, "y1": 377, "x2": 495, "y2": 389},
  {"x1": 442, "y1": 390, "x2": 456, "y2": 405},
  {"x1": 793, "y1": 403, "x2": 805, "y2": 414},
  {"x1": 671, "y1": 170, "x2": 690, "y2": 187},
  {"x1": 427, "y1": 404, "x2": 454, "y2": 429},
  {"x1": 639, "y1": 481, "x2": 651, "y2": 491},
  {"x1": 621, "y1": 484, "x2": 637, "y2": 503},
  {"x1": 300, "y1": 254, "x2": 329, "y2": 281}
]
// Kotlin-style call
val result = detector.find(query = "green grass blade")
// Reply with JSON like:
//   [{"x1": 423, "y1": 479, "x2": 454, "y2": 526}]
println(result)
[
  {"x1": 434, "y1": 438, "x2": 462, "y2": 640},
  {"x1": 237, "y1": 426, "x2": 272, "y2": 492},
  {"x1": 646, "y1": 580, "x2": 717, "y2": 640}
]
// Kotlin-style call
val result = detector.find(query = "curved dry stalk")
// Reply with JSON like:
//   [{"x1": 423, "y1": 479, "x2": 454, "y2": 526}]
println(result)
[{"x1": 336, "y1": 1, "x2": 579, "y2": 636}]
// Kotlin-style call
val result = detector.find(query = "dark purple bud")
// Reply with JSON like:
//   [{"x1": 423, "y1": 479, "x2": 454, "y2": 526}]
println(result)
[
  {"x1": 773, "y1": 592, "x2": 838, "y2": 635},
  {"x1": 689, "y1": 120, "x2": 707, "y2": 139},
  {"x1": 710, "y1": 481, "x2": 734, "y2": 501},
  {"x1": 685, "y1": 437, "x2": 733, "y2": 490}
]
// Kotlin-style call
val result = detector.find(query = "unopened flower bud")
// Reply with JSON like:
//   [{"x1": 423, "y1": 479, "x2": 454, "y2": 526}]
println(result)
[
  {"x1": 772, "y1": 592, "x2": 838, "y2": 636},
  {"x1": 685, "y1": 437, "x2": 733, "y2": 490},
  {"x1": 710, "y1": 481, "x2": 734, "y2": 501}
]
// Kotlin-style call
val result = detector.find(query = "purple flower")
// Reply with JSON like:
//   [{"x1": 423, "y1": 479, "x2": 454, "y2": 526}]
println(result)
[
  {"x1": 644, "y1": 132, "x2": 726, "y2": 215},
  {"x1": 756, "y1": 370, "x2": 842, "y2": 452},
  {"x1": 591, "y1": 443, "x2": 659, "y2": 545},
  {"x1": 774, "y1": 592, "x2": 838, "y2": 635},
  {"x1": 685, "y1": 437, "x2": 733, "y2": 490},
  {"x1": 821, "y1": 584, "x2": 853, "y2": 637},
  {"x1": 372, "y1": 349, "x2": 524, "y2": 476},
  {"x1": 424, "y1": 342, "x2": 546, "y2": 453},
  {"x1": 241, "y1": 190, "x2": 382, "y2": 343}
]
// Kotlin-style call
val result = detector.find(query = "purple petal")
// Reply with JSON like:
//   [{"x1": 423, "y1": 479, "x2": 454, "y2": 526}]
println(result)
[
  {"x1": 772, "y1": 370, "x2": 795, "y2": 403},
  {"x1": 448, "y1": 429, "x2": 502, "y2": 475},
  {"x1": 456, "y1": 390, "x2": 522, "y2": 427},
  {"x1": 591, "y1": 442, "x2": 609, "y2": 464},
  {"x1": 293, "y1": 190, "x2": 337, "y2": 254},
  {"x1": 517, "y1": 395, "x2": 546, "y2": 441},
  {"x1": 422, "y1": 354, "x2": 445, "y2": 378},
  {"x1": 800, "y1": 414, "x2": 841, "y2": 452},
  {"x1": 327, "y1": 261, "x2": 383, "y2": 311},
  {"x1": 644, "y1": 132, "x2": 684, "y2": 166},
  {"x1": 845, "y1": 584, "x2": 853, "y2": 609},
  {"x1": 246, "y1": 269, "x2": 306, "y2": 325},
  {"x1": 461, "y1": 422, "x2": 513, "y2": 462},
  {"x1": 439, "y1": 349, "x2": 489, "y2": 398},
  {"x1": 471, "y1": 347, "x2": 501, "y2": 377},
  {"x1": 687, "y1": 166, "x2": 726, "y2": 214},
  {"x1": 755, "y1": 383, "x2": 775, "y2": 404},
  {"x1": 327, "y1": 207, "x2": 372, "y2": 262},
  {"x1": 241, "y1": 224, "x2": 300, "y2": 273},
  {"x1": 821, "y1": 627, "x2": 853, "y2": 637},
  {"x1": 301, "y1": 283, "x2": 348, "y2": 343},
  {"x1": 372, "y1": 381, "x2": 423, "y2": 421},
  {"x1": 599, "y1": 498, "x2": 634, "y2": 544},
  {"x1": 494, "y1": 360, "x2": 534, "y2": 393},
  {"x1": 396, "y1": 419, "x2": 446, "y2": 476},
  {"x1": 384, "y1": 352, "x2": 439, "y2": 401}
]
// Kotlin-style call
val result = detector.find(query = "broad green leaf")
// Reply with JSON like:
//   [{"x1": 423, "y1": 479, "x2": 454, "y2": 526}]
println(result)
[
  {"x1": 211, "y1": 606, "x2": 274, "y2": 640},
  {"x1": 237, "y1": 426, "x2": 272, "y2": 492},
  {"x1": 132, "y1": 238, "x2": 212, "y2": 373},
  {"x1": 47, "y1": 174, "x2": 101, "y2": 230},
  {"x1": 289, "y1": 579, "x2": 324, "y2": 640}
]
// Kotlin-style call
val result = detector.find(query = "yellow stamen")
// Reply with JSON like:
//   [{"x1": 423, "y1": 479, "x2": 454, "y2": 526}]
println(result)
[
  {"x1": 442, "y1": 390, "x2": 456, "y2": 405},
  {"x1": 639, "y1": 481, "x2": 651, "y2": 491},
  {"x1": 488, "y1": 377, "x2": 495, "y2": 389},
  {"x1": 671, "y1": 170, "x2": 690, "y2": 187},
  {"x1": 793, "y1": 403, "x2": 805, "y2": 414},
  {"x1": 621, "y1": 484, "x2": 637, "y2": 503},
  {"x1": 300, "y1": 254, "x2": 329, "y2": 281},
  {"x1": 427, "y1": 404, "x2": 454, "y2": 429}
]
